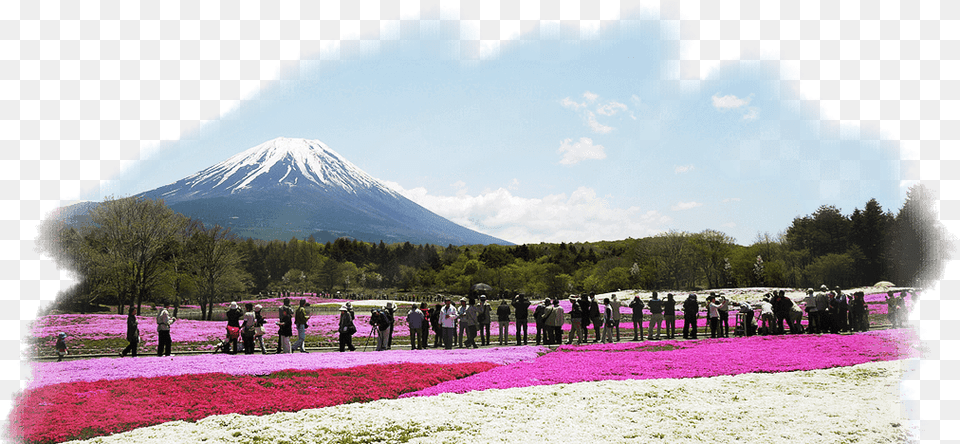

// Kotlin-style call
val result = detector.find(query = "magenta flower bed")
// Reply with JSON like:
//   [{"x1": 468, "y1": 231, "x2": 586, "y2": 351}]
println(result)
[
  {"x1": 12, "y1": 362, "x2": 496, "y2": 444},
  {"x1": 403, "y1": 329, "x2": 920, "y2": 397},
  {"x1": 34, "y1": 314, "x2": 226, "y2": 344},
  {"x1": 28, "y1": 346, "x2": 548, "y2": 389}
]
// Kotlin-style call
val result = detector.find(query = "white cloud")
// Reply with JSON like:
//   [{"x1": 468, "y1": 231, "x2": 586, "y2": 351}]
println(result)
[
  {"x1": 558, "y1": 137, "x2": 607, "y2": 165},
  {"x1": 585, "y1": 112, "x2": 613, "y2": 134},
  {"x1": 671, "y1": 201, "x2": 703, "y2": 211},
  {"x1": 381, "y1": 182, "x2": 670, "y2": 244},
  {"x1": 711, "y1": 94, "x2": 751, "y2": 110},
  {"x1": 561, "y1": 97, "x2": 587, "y2": 111},
  {"x1": 742, "y1": 107, "x2": 759, "y2": 121},
  {"x1": 674, "y1": 165, "x2": 695, "y2": 174},
  {"x1": 596, "y1": 101, "x2": 628, "y2": 116},
  {"x1": 582, "y1": 91, "x2": 599, "y2": 102},
  {"x1": 722, "y1": 197, "x2": 741, "y2": 203}
]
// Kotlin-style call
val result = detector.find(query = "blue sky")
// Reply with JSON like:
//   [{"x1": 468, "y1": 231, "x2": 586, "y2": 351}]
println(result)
[{"x1": 94, "y1": 17, "x2": 904, "y2": 246}]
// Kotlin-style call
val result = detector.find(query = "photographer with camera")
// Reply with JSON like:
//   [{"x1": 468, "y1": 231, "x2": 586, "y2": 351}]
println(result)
[{"x1": 370, "y1": 306, "x2": 393, "y2": 351}]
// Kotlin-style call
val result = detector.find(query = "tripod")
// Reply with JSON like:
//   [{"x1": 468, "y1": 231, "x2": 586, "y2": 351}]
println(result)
[{"x1": 362, "y1": 326, "x2": 378, "y2": 352}]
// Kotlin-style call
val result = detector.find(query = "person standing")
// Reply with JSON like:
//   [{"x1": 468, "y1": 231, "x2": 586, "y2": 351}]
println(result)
[
  {"x1": 384, "y1": 302, "x2": 396, "y2": 349},
  {"x1": 512, "y1": 294, "x2": 530, "y2": 345},
  {"x1": 441, "y1": 297, "x2": 459, "y2": 350},
  {"x1": 253, "y1": 304, "x2": 267, "y2": 354},
  {"x1": 456, "y1": 298, "x2": 468, "y2": 348},
  {"x1": 534, "y1": 299, "x2": 549, "y2": 345},
  {"x1": 717, "y1": 295, "x2": 730, "y2": 338},
  {"x1": 156, "y1": 303, "x2": 175, "y2": 357},
  {"x1": 292, "y1": 299, "x2": 311, "y2": 353},
  {"x1": 241, "y1": 303, "x2": 257, "y2": 355},
  {"x1": 463, "y1": 298, "x2": 480, "y2": 349},
  {"x1": 120, "y1": 306, "x2": 139, "y2": 357},
  {"x1": 588, "y1": 294, "x2": 602, "y2": 342},
  {"x1": 418, "y1": 302, "x2": 431, "y2": 350},
  {"x1": 815, "y1": 287, "x2": 830, "y2": 333},
  {"x1": 338, "y1": 303, "x2": 357, "y2": 352},
  {"x1": 682, "y1": 294, "x2": 699, "y2": 339},
  {"x1": 548, "y1": 299, "x2": 564, "y2": 345},
  {"x1": 497, "y1": 299, "x2": 511, "y2": 345},
  {"x1": 566, "y1": 296, "x2": 584, "y2": 345},
  {"x1": 406, "y1": 303, "x2": 424, "y2": 350},
  {"x1": 55, "y1": 332, "x2": 67, "y2": 362},
  {"x1": 225, "y1": 301, "x2": 243, "y2": 354},
  {"x1": 431, "y1": 303, "x2": 443, "y2": 348},
  {"x1": 629, "y1": 296, "x2": 645, "y2": 341},
  {"x1": 277, "y1": 298, "x2": 294, "y2": 354},
  {"x1": 610, "y1": 295, "x2": 623, "y2": 341},
  {"x1": 663, "y1": 293, "x2": 677, "y2": 339},
  {"x1": 707, "y1": 295, "x2": 721, "y2": 339},
  {"x1": 477, "y1": 295, "x2": 492, "y2": 346},
  {"x1": 648, "y1": 292, "x2": 663, "y2": 340},
  {"x1": 803, "y1": 289, "x2": 819, "y2": 334},
  {"x1": 602, "y1": 298, "x2": 614, "y2": 343}
]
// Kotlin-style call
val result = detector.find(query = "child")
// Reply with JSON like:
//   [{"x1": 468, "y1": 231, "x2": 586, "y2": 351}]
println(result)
[{"x1": 55, "y1": 332, "x2": 67, "y2": 362}]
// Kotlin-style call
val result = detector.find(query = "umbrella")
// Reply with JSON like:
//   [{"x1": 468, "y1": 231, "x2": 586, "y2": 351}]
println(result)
[
  {"x1": 471, "y1": 283, "x2": 493, "y2": 294},
  {"x1": 874, "y1": 281, "x2": 895, "y2": 288}
]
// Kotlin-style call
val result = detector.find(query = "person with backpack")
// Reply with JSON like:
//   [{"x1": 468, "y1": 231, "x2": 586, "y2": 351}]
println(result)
[
  {"x1": 663, "y1": 293, "x2": 677, "y2": 339},
  {"x1": 534, "y1": 300, "x2": 549, "y2": 345},
  {"x1": 241, "y1": 303, "x2": 257, "y2": 355},
  {"x1": 253, "y1": 304, "x2": 267, "y2": 354}
]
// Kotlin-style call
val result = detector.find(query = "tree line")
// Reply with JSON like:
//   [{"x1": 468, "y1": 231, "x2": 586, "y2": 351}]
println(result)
[{"x1": 38, "y1": 184, "x2": 951, "y2": 317}]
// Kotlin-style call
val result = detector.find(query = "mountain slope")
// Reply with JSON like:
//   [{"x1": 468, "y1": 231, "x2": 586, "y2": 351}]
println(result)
[{"x1": 133, "y1": 137, "x2": 509, "y2": 246}]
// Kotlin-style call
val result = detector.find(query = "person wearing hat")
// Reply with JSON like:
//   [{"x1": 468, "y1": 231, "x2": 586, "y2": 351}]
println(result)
[
  {"x1": 682, "y1": 294, "x2": 698, "y2": 339},
  {"x1": 156, "y1": 302, "x2": 175, "y2": 356},
  {"x1": 338, "y1": 303, "x2": 357, "y2": 352},
  {"x1": 253, "y1": 304, "x2": 267, "y2": 354},
  {"x1": 384, "y1": 302, "x2": 397, "y2": 349},
  {"x1": 477, "y1": 295, "x2": 492, "y2": 346},
  {"x1": 225, "y1": 301, "x2": 243, "y2": 354},
  {"x1": 55, "y1": 332, "x2": 67, "y2": 362},
  {"x1": 440, "y1": 296, "x2": 459, "y2": 349}
]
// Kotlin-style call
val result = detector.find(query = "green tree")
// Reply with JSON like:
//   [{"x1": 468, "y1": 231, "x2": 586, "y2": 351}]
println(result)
[{"x1": 189, "y1": 224, "x2": 248, "y2": 320}]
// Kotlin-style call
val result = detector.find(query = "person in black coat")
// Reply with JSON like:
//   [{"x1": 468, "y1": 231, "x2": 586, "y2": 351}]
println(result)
[
  {"x1": 580, "y1": 294, "x2": 592, "y2": 341},
  {"x1": 512, "y1": 294, "x2": 530, "y2": 345},
  {"x1": 534, "y1": 301, "x2": 547, "y2": 345},
  {"x1": 497, "y1": 300, "x2": 511, "y2": 345},
  {"x1": 120, "y1": 306, "x2": 139, "y2": 357},
  {"x1": 629, "y1": 296, "x2": 645, "y2": 341},
  {"x1": 682, "y1": 294, "x2": 699, "y2": 339},
  {"x1": 431, "y1": 303, "x2": 443, "y2": 348},
  {"x1": 588, "y1": 294, "x2": 602, "y2": 343}
]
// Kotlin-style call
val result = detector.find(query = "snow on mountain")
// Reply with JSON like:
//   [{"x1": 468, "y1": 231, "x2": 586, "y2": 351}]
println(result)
[
  {"x1": 152, "y1": 137, "x2": 400, "y2": 203},
  {"x1": 129, "y1": 137, "x2": 511, "y2": 246}
]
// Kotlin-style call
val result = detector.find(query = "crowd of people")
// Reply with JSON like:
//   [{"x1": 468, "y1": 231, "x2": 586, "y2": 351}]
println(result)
[{"x1": 90, "y1": 287, "x2": 913, "y2": 359}]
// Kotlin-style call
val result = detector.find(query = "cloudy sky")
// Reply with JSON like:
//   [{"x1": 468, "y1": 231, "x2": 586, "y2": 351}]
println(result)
[{"x1": 24, "y1": 0, "x2": 948, "y2": 247}]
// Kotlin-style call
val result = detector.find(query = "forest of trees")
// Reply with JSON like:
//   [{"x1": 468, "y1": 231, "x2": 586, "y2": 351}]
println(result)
[{"x1": 38, "y1": 184, "x2": 952, "y2": 316}]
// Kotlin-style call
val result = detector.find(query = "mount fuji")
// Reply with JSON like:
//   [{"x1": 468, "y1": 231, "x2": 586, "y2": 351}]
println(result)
[{"x1": 128, "y1": 137, "x2": 510, "y2": 245}]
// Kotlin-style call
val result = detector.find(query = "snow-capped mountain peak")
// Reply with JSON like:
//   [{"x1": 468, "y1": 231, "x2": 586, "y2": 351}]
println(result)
[{"x1": 155, "y1": 137, "x2": 397, "y2": 201}]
